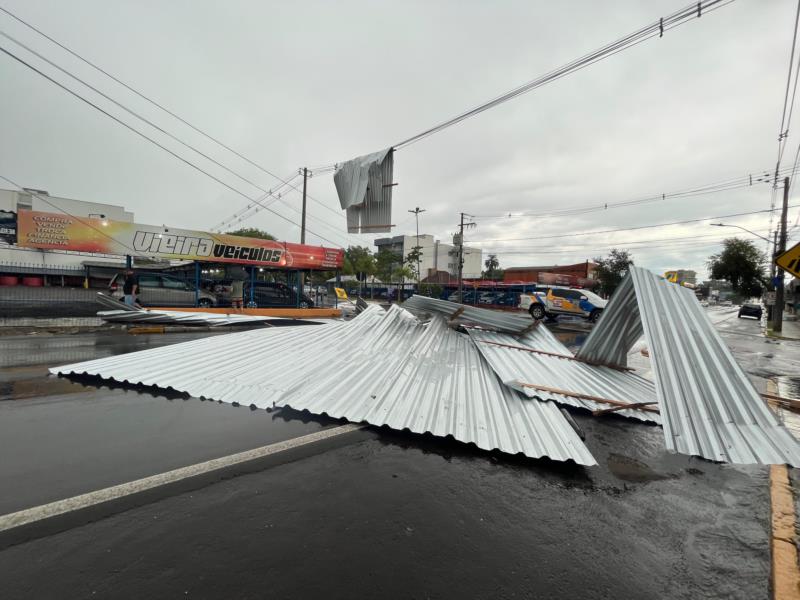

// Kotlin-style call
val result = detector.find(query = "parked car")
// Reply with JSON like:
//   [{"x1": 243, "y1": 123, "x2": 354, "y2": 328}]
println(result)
[
  {"x1": 737, "y1": 303, "x2": 763, "y2": 319},
  {"x1": 109, "y1": 272, "x2": 217, "y2": 307},
  {"x1": 243, "y1": 281, "x2": 315, "y2": 308},
  {"x1": 519, "y1": 286, "x2": 607, "y2": 323}
]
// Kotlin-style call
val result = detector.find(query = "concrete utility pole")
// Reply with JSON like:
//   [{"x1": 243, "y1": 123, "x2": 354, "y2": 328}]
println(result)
[
  {"x1": 300, "y1": 167, "x2": 308, "y2": 244},
  {"x1": 408, "y1": 207, "x2": 426, "y2": 286},
  {"x1": 457, "y1": 213, "x2": 475, "y2": 304},
  {"x1": 773, "y1": 177, "x2": 790, "y2": 333},
  {"x1": 769, "y1": 229, "x2": 778, "y2": 324}
]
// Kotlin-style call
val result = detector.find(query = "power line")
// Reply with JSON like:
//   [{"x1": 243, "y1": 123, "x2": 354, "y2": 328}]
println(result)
[
  {"x1": 0, "y1": 43, "x2": 345, "y2": 248},
  {"x1": 478, "y1": 229, "x2": 772, "y2": 253},
  {"x1": 472, "y1": 166, "x2": 795, "y2": 221},
  {"x1": 0, "y1": 174, "x2": 139, "y2": 255},
  {"x1": 393, "y1": 0, "x2": 733, "y2": 150},
  {"x1": 0, "y1": 4, "x2": 305, "y2": 198},
  {"x1": 0, "y1": 30, "x2": 354, "y2": 244},
  {"x1": 0, "y1": 6, "x2": 352, "y2": 241},
  {"x1": 469, "y1": 205, "x2": 798, "y2": 244}
]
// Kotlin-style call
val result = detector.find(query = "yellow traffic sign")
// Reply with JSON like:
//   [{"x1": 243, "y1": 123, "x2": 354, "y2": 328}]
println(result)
[
  {"x1": 775, "y1": 242, "x2": 800, "y2": 278},
  {"x1": 334, "y1": 287, "x2": 348, "y2": 300}
]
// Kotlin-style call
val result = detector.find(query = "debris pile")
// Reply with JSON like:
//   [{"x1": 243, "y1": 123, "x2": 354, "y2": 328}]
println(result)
[
  {"x1": 94, "y1": 292, "x2": 320, "y2": 327},
  {"x1": 54, "y1": 267, "x2": 800, "y2": 467}
]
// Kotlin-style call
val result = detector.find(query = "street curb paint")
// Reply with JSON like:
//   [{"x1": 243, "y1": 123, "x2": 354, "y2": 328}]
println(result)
[{"x1": 768, "y1": 379, "x2": 800, "y2": 599}]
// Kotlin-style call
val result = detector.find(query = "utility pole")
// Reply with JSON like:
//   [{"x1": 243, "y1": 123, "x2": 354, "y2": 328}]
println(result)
[
  {"x1": 768, "y1": 229, "x2": 778, "y2": 324},
  {"x1": 408, "y1": 207, "x2": 426, "y2": 287},
  {"x1": 457, "y1": 213, "x2": 475, "y2": 304},
  {"x1": 300, "y1": 167, "x2": 308, "y2": 244},
  {"x1": 299, "y1": 167, "x2": 309, "y2": 296},
  {"x1": 773, "y1": 177, "x2": 790, "y2": 333}
]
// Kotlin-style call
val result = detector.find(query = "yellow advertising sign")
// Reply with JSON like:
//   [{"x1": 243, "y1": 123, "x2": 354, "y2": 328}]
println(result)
[
  {"x1": 16, "y1": 209, "x2": 344, "y2": 269},
  {"x1": 775, "y1": 242, "x2": 800, "y2": 278},
  {"x1": 334, "y1": 287, "x2": 348, "y2": 300}
]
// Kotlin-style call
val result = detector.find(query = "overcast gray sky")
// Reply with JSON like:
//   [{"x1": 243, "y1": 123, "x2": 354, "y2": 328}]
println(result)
[{"x1": 0, "y1": 0, "x2": 796, "y2": 278}]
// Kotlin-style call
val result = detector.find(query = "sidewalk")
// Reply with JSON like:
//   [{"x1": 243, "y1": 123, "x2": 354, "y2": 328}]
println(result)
[{"x1": 768, "y1": 317, "x2": 800, "y2": 341}]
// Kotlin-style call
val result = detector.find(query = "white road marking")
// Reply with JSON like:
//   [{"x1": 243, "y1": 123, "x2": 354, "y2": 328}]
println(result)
[{"x1": 0, "y1": 423, "x2": 362, "y2": 532}]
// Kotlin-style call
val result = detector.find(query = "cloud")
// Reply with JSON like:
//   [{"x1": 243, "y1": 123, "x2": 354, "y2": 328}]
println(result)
[{"x1": 0, "y1": 0, "x2": 794, "y2": 279}]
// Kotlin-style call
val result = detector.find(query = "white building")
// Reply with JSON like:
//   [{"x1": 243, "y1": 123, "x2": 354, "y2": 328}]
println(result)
[
  {"x1": 0, "y1": 187, "x2": 134, "y2": 269},
  {"x1": 374, "y1": 233, "x2": 483, "y2": 278}
]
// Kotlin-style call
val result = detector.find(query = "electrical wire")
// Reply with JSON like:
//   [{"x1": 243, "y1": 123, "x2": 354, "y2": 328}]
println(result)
[
  {"x1": 0, "y1": 43, "x2": 345, "y2": 248},
  {"x1": 472, "y1": 166, "x2": 794, "y2": 221},
  {"x1": 0, "y1": 174, "x2": 139, "y2": 254},
  {"x1": 0, "y1": 6, "x2": 355, "y2": 242},
  {"x1": 393, "y1": 0, "x2": 731, "y2": 150},
  {"x1": 469, "y1": 205, "x2": 798, "y2": 244},
  {"x1": 478, "y1": 230, "x2": 772, "y2": 253}
]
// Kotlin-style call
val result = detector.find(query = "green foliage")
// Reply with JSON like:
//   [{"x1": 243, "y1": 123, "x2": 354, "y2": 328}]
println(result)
[
  {"x1": 483, "y1": 254, "x2": 503, "y2": 280},
  {"x1": 375, "y1": 248, "x2": 402, "y2": 282},
  {"x1": 405, "y1": 247, "x2": 422, "y2": 280},
  {"x1": 419, "y1": 283, "x2": 443, "y2": 298},
  {"x1": 225, "y1": 227, "x2": 277, "y2": 240},
  {"x1": 707, "y1": 238, "x2": 765, "y2": 297},
  {"x1": 593, "y1": 249, "x2": 633, "y2": 297},
  {"x1": 343, "y1": 245, "x2": 376, "y2": 278}
]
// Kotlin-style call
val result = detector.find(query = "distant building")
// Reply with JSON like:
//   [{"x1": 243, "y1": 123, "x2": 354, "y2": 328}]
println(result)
[
  {"x1": 374, "y1": 233, "x2": 483, "y2": 279},
  {"x1": 0, "y1": 187, "x2": 134, "y2": 270},
  {"x1": 503, "y1": 261, "x2": 597, "y2": 284}
]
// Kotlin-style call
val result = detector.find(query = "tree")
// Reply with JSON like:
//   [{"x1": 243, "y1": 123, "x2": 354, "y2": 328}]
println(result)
[
  {"x1": 707, "y1": 238, "x2": 765, "y2": 297},
  {"x1": 483, "y1": 254, "x2": 503, "y2": 280},
  {"x1": 343, "y1": 246, "x2": 376, "y2": 278},
  {"x1": 593, "y1": 249, "x2": 633, "y2": 297},
  {"x1": 225, "y1": 227, "x2": 276, "y2": 240},
  {"x1": 405, "y1": 247, "x2": 422, "y2": 281},
  {"x1": 375, "y1": 248, "x2": 402, "y2": 282}
]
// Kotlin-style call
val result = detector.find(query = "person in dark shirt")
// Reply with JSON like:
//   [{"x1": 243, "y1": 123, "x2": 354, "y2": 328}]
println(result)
[{"x1": 122, "y1": 270, "x2": 139, "y2": 307}]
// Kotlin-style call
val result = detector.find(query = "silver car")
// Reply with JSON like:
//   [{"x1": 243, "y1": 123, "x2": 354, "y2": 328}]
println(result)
[{"x1": 109, "y1": 272, "x2": 217, "y2": 308}]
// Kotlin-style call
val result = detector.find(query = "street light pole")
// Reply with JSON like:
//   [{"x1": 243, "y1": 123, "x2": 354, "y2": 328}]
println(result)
[
  {"x1": 709, "y1": 223, "x2": 772, "y2": 243},
  {"x1": 407, "y1": 207, "x2": 425, "y2": 287}
]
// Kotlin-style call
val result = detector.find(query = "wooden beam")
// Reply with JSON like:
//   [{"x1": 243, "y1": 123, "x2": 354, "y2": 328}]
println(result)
[
  {"x1": 516, "y1": 381, "x2": 660, "y2": 414},
  {"x1": 592, "y1": 402, "x2": 659, "y2": 416},
  {"x1": 477, "y1": 340, "x2": 633, "y2": 372}
]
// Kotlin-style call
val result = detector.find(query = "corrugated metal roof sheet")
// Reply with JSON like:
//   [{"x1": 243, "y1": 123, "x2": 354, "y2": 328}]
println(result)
[
  {"x1": 402, "y1": 295, "x2": 535, "y2": 334},
  {"x1": 578, "y1": 266, "x2": 800, "y2": 465},
  {"x1": 53, "y1": 305, "x2": 596, "y2": 465},
  {"x1": 96, "y1": 309, "x2": 297, "y2": 327},
  {"x1": 95, "y1": 292, "x2": 322, "y2": 327},
  {"x1": 467, "y1": 327, "x2": 660, "y2": 423}
]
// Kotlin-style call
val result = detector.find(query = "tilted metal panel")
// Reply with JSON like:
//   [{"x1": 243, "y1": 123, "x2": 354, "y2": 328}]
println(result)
[
  {"x1": 581, "y1": 266, "x2": 800, "y2": 465},
  {"x1": 53, "y1": 304, "x2": 595, "y2": 465},
  {"x1": 402, "y1": 295, "x2": 534, "y2": 334},
  {"x1": 467, "y1": 328, "x2": 660, "y2": 424},
  {"x1": 576, "y1": 276, "x2": 642, "y2": 368}
]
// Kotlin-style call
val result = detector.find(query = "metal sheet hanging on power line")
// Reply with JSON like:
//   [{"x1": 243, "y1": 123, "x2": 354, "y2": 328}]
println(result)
[{"x1": 334, "y1": 148, "x2": 394, "y2": 233}]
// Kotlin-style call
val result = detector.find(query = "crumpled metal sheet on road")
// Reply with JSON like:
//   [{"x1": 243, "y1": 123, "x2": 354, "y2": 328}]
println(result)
[
  {"x1": 468, "y1": 327, "x2": 660, "y2": 424},
  {"x1": 94, "y1": 292, "x2": 320, "y2": 327},
  {"x1": 578, "y1": 266, "x2": 800, "y2": 465},
  {"x1": 53, "y1": 305, "x2": 596, "y2": 466},
  {"x1": 402, "y1": 295, "x2": 534, "y2": 334}
]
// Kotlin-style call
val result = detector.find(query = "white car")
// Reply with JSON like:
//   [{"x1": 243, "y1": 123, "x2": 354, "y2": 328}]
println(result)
[{"x1": 520, "y1": 287, "x2": 607, "y2": 323}]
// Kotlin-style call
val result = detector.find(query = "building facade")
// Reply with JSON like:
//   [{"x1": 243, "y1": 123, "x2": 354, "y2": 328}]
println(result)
[
  {"x1": 0, "y1": 188, "x2": 135, "y2": 269},
  {"x1": 374, "y1": 233, "x2": 483, "y2": 279},
  {"x1": 503, "y1": 261, "x2": 597, "y2": 283}
]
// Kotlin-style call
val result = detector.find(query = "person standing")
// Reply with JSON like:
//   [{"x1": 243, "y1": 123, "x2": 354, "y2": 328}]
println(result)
[{"x1": 122, "y1": 269, "x2": 139, "y2": 307}]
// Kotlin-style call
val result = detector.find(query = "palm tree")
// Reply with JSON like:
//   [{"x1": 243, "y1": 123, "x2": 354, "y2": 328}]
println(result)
[{"x1": 484, "y1": 254, "x2": 500, "y2": 279}]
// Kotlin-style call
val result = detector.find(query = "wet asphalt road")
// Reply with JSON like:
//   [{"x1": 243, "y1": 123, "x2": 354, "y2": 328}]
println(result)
[{"x1": 0, "y1": 309, "x2": 792, "y2": 599}]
